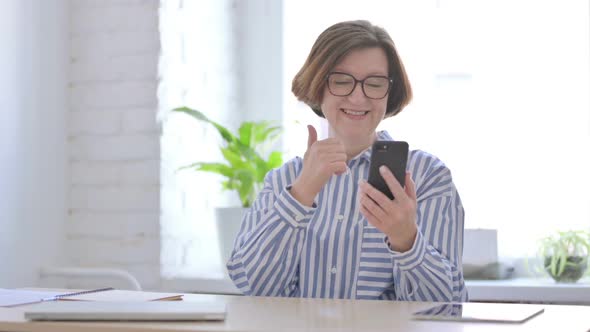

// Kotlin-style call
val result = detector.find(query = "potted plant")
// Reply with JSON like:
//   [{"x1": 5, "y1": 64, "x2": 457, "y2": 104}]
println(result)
[
  {"x1": 537, "y1": 230, "x2": 590, "y2": 283},
  {"x1": 172, "y1": 107, "x2": 283, "y2": 263}
]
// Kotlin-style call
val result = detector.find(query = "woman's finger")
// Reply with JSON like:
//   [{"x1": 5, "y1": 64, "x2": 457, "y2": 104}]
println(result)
[
  {"x1": 379, "y1": 166, "x2": 408, "y2": 203},
  {"x1": 405, "y1": 171, "x2": 417, "y2": 201},
  {"x1": 359, "y1": 193, "x2": 388, "y2": 222},
  {"x1": 360, "y1": 180, "x2": 394, "y2": 210},
  {"x1": 359, "y1": 203, "x2": 382, "y2": 229}
]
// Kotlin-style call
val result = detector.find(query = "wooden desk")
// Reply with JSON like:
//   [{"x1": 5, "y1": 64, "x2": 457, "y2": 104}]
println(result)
[{"x1": 0, "y1": 293, "x2": 589, "y2": 332}]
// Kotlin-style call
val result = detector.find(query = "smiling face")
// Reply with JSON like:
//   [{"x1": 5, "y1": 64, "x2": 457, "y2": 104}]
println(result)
[{"x1": 320, "y1": 47, "x2": 389, "y2": 150}]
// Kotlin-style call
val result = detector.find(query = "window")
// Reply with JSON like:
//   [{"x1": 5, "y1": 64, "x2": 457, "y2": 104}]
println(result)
[
  {"x1": 283, "y1": 0, "x2": 590, "y2": 265},
  {"x1": 159, "y1": 0, "x2": 241, "y2": 278},
  {"x1": 161, "y1": 0, "x2": 589, "y2": 278}
]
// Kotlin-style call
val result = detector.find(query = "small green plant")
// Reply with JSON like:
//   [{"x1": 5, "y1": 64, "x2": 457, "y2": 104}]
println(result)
[
  {"x1": 537, "y1": 230, "x2": 590, "y2": 283},
  {"x1": 172, "y1": 107, "x2": 283, "y2": 208}
]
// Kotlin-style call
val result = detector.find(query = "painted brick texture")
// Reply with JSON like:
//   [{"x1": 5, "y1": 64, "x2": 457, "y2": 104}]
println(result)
[{"x1": 67, "y1": 0, "x2": 161, "y2": 290}]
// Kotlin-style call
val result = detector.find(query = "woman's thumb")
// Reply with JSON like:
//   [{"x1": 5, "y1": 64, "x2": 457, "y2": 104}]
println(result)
[{"x1": 307, "y1": 125, "x2": 318, "y2": 149}]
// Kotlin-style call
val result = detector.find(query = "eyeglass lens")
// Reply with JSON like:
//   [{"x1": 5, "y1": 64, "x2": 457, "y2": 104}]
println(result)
[{"x1": 327, "y1": 72, "x2": 390, "y2": 99}]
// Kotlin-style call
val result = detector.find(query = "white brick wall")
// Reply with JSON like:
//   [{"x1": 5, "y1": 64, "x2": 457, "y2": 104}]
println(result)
[
  {"x1": 65, "y1": 0, "x2": 282, "y2": 289},
  {"x1": 70, "y1": 82, "x2": 158, "y2": 108},
  {"x1": 67, "y1": 0, "x2": 161, "y2": 290},
  {"x1": 70, "y1": 135, "x2": 160, "y2": 160}
]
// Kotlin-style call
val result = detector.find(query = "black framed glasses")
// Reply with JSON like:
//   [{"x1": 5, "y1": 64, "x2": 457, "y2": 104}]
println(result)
[{"x1": 326, "y1": 72, "x2": 392, "y2": 100}]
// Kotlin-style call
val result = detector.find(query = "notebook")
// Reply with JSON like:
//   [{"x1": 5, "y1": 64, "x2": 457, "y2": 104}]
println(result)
[
  {"x1": 23, "y1": 301, "x2": 226, "y2": 321},
  {"x1": 0, "y1": 288, "x2": 114, "y2": 307},
  {"x1": 412, "y1": 302, "x2": 544, "y2": 324},
  {"x1": 60, "y1": 289, "x2": 183, "y2": 302},
  {"x1": 0, "y1": 288, "x2": 183, "y2": 307}
]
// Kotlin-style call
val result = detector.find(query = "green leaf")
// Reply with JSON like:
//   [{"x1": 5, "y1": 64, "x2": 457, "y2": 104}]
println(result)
[
  {"x1": 557, "y1": 251, "x2": 567, "y2": 276},
  {"x1": 232, "y1": 140, "x2": 265, "y2": 164},
  {"x1": 172, "y1": 106, "x2": 286, "y2": 208},
  {"x1": 235, "y1": 169, "x2": 255, "y2": 207},
  {"x1": 176, "y1": 162, "x2": 202, "y2": 172},
  {"x1": 249, "y1": 151, "x2": 282, "y2": 183},
  {"x1": 550, "y1": 255, "x2": 557, "y2": 276},
  {"x1": 238, "y1": 122, "x2": 254, "y2": 147},
  {"x1": 181, "y1": 162, "x2": 234, "y2": 178},
  {"x1": 221, "y1": 180, "x2": 232, "y2": 190},
  {"x1": 251, "y1": 122, "x2": 281, "y2": 147},
  {"x1": 254, "y1": 159, "x2": 269, "y2": 183},
  {"x1": 172, "y1": 107, "x2": 237, "y2": 144},
  {"x1": 267, "y1": 151, "x2": 283, "y2": 169},
  {"x1": 220, "y1": 147, "x2": 247, "y2": 169}
]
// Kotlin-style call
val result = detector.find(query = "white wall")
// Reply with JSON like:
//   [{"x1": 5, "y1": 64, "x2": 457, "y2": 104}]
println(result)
[
  {"x1": 0, "y1": 0, "x2": 283, "y2": 289},
  {"x1": 66, "y1": 0, "x2": 161, "y2": 290},
  {"x1": 237, "y1": 0, "x2": 283, "y2": 124},
  {"x1": 0, "y1": 0, "x2": 68, "y2": 287},
  {"x1": 0, "y1": 0, "x2": 285, "y2": 289}
]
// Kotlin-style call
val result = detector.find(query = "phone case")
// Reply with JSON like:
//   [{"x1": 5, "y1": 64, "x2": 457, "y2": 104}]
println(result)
[{"x1": 367, "y1": 141, "x2": 409, "y2": 200}]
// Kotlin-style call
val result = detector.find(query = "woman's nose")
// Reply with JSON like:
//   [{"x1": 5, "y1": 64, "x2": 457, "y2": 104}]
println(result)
[{"x1": 347, "y1": 82, "x2": 366, "y2": 103}]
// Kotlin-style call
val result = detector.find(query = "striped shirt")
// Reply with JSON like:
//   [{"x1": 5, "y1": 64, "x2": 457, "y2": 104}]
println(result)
[{"x1": 227, "y1": 131, "x2": 468, "y2": 302}]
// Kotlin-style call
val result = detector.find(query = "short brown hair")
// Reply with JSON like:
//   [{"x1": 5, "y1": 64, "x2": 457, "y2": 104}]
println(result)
[{"x1": 292, "y1": 20, "x2": 412, "y2": 118}]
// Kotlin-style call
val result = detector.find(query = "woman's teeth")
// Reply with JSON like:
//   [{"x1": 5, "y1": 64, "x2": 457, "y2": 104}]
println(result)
[{"x1": 342, "y1": 109, "x2": 368, "y2": 116}]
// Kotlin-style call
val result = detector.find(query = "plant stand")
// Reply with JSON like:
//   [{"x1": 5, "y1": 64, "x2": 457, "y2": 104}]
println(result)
[{"x1": 215, "y1": 207, "x2": 248, "y2": 267}]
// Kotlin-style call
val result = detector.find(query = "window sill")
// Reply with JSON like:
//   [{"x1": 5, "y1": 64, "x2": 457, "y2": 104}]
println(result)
[
  {"x1": 162, "y1": 276, "x2": 590, "y2": 304},
  {"x1": 466, "y1": 277, "x2": 590, "y2": 304}
]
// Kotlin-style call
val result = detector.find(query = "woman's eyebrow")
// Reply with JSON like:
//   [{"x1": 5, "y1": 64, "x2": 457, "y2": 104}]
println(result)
[{"x1": 331, "y1": 69, "x2": 389, "y2": 77}]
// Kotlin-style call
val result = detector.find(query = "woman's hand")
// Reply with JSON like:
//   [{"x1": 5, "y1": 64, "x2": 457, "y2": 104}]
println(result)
[
  {"x1": 359, "y1": 166, "x2": 418, "y2": 252},
  {"x1": 290, "y1": 125, "x2": 348, "y2": 207}
]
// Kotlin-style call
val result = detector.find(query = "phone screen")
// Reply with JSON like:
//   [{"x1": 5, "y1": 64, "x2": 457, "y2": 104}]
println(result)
[{"x1": 367, "y1": 141, "x2": 409, "y2": 200}]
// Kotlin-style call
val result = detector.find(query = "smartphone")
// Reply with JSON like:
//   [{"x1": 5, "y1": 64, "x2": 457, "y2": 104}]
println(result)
[{"x1": 367, "y1": 140, "x2": 409, "y2": 200}]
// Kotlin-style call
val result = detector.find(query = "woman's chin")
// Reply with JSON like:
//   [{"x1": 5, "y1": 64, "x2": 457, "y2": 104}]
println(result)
[{"x1": 337, "y1": 129, "x2": 375, "y2": 145}]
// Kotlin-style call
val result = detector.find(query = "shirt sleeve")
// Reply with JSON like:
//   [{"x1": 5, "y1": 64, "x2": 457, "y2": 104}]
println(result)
[
  {"x1": 226, "y1": 160, "x2": 315, "y2": 297},
  {"x1": 385, "y1": 158, "x2": 468, "y2": 302}
]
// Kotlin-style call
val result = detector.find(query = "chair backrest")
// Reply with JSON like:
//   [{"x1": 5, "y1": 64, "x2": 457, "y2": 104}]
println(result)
[{"x1": 39, "y1": 266, "x2": 142, "y2": 291}]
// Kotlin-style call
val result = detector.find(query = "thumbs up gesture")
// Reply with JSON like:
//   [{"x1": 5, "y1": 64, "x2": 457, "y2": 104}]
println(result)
[{"x1": 290, "y1": 125, "x2": 348, "y2": 206}]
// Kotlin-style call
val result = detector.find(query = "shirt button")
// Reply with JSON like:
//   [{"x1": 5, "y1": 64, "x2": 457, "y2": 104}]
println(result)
[
  {"x1": 330, "y1": 267, "x2": 337, "y2": 274},
  {"x1": 336, "y1": 215, "x2": 344, "y2": 221}
]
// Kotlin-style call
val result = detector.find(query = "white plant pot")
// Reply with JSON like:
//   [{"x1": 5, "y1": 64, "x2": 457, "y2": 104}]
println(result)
[{"x1": 215, "y1": 207, "x2": 247, "y2": 266}]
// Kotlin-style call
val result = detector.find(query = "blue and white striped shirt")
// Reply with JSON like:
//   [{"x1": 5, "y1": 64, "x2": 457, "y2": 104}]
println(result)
[{"x1": 227, "y1": 131, "x2": 468, "y2": 302}]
